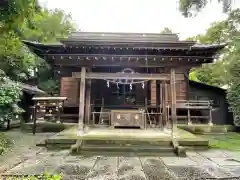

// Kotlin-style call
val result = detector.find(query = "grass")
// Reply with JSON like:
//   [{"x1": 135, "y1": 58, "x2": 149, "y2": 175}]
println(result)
[{"x1": 201, "y1": 132, "x2": 240, "y2": 151}]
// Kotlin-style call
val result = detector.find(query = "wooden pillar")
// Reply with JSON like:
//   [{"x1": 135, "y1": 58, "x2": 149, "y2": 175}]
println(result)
[
  {"x1": 164, "y1": 82, "x2": 168, "y2": 128},
  {"x1": 144, "y1": 81, "x2": 148, "y2": 106},
  {"x1": 78, "y1": 67, "x2": 86, "y2": 131},
  {"x1": 32, "y1": 102, "x2": 37, "y2": 135},
  {"x1": 170, "y1": 69, "x2": 177, "y2": 135},
  {"x1": 85, "y1": 79, "x2": 91, "y2": 126},
  {"x1": 209, "y1": 104, "x2": 213, "y2": 125},
  {"x1": 156, "y1": 80, "x2": 162, "y2": 128},
  {"x1": 186, "y1": 71, "x2": 190, "y2": 101},
  {"x1": 187, "y1": 104, "x2": 191, "y2": 125},
  {"x1": 85, "y1": 68, "x2": 92, "y2": 126}
]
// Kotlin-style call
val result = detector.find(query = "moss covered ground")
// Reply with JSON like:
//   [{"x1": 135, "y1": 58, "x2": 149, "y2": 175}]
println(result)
[{"x1": 202, "y1": 132, "x2": 240, "y2": 151}]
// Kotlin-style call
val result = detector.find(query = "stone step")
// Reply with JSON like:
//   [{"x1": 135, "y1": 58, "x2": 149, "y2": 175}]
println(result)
[
  {"x1": 82, "y1": 144, "x2": 174, "y2": 153},
  {"x1": 83, "y1": 139, "x2": 172, "y2": 146}
]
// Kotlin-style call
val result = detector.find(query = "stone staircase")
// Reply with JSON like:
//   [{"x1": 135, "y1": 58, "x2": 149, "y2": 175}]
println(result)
[{"x1": 71, "y1": 139, "x2": 186, "y2": 157}]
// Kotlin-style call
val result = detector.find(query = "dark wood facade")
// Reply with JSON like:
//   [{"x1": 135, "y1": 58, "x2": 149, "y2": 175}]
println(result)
[
  {"x1": 23, "y1": 32, "x2": 226, "y2": 130},
  {"x1": 188, "y1": 80, "x2": 233, "y2": 125}
]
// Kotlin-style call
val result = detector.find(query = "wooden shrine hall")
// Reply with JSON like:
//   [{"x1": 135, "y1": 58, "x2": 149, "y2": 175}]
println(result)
[{"x1": 23, "y1": 32, "x2": 225, "y2": 133}]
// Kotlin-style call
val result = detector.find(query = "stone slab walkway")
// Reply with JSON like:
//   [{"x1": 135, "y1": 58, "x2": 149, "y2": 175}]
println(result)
[
  {"x1": 1, "y1": 130, "x2": 240, "y2": 180},
  {"x1": 2, "y1": 149, "x2": 240, "y2": 180},
  {"x1": 0, "y1": 129, "x2": 54, "y2": 173}
]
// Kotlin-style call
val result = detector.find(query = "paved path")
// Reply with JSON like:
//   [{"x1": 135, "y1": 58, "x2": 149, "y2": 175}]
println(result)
[
  {"x1": 0, "y1": 129, "x2": 54, "y2": 173},
  {"x1": 1, "y1": 130, "x2": 240, "y2": 179},
  {"x1": 2, "y1": 149, "x2": 240, "y2": 180}
]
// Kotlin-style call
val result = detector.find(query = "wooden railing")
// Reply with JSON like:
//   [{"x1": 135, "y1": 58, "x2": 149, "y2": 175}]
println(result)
[
  {"x1": 176, "y1": 100, "x2": 213, "y2": 125},
  {"x1": 176, "y1": 100, "x2": 212, "y2": 109}
]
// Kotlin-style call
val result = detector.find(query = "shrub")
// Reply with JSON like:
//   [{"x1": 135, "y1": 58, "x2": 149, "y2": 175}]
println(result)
[
  {"x1": 0, "y1": 70, "x2": 24, "y2": 126},
  {"x1": 0, "y1": 133, "x2": 12, "y2": 155}
]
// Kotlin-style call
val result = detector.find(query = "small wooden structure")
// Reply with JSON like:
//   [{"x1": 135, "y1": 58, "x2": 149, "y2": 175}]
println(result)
[
  {"x1": 189, "y1": 80, "x2": 233, "y2": 125},
  {"x1": 23, "y1": 32, "x2": 225, "y2": 135},
  {"x1": 176, "y1": 100, "x2": 212, "y2": 124},
  {"x1": 31, "y1": 96, "x2": 67, "y2": 134},
  {"x1": 1, "y1": 81, "x2": 47, "y2": 130}
]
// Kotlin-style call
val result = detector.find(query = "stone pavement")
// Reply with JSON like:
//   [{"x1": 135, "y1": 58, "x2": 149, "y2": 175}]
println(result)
[
  {"x1": 2, "y1": 149, "x2": 240, "y2": 180},
  {"x1": 0, "y1": 130, "x2": 54, "y2": 174}
]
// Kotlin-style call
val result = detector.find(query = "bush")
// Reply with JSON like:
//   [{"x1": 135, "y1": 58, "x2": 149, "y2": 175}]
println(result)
[
  {"x1": 0, "y1": 70, "x2": 24, "y2": 126},
  {"x1": 0, "y1": 133, "x2": 12, "y2": 155}
]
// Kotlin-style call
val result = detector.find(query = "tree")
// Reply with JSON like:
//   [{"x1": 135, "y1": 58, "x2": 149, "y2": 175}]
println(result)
[
  {"x1": 1, "y1": 7, "x2": 76, "y2": 93},
  {"x1": 179, "y1": 0, "x2": 233, "y2": 17},
  {"x1": 22, "y1": 8, "x2": 76, "y2": 95},
  {"x1": 0, "y1": 0, "x2": 40, "y2": 32},
  {"x1": 226, "y1": 40, "x2": 240, "y2": 126},
  {"x1": 0, "y1": 1, "x2": 76, "y2": 125},
  {"x1": 160, "y1": 27, "x2": 174, "y2": 34},
  {"x1": 188, "y1": 8, "x2": 240, "y2": 87}
]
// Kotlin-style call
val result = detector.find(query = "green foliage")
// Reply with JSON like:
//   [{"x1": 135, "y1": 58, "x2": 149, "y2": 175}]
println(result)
[
  {"x1": 6, "y1": 172, "x2": 62, "y2": 180},
  {"x1": 226, "y1": 40, "x2": 240, "y2": 126},
  {"x1": 0, "y1": 133, "x2": 12, "y2": 155},
  {"x1": 0, "y1": 31, "x2": 36, "y2": 81},
  {"x1": 188, "y1": 9, "x2": 240, "y2": 87},
  {"x1": 21, "y1": 8, "x2": 76, "y2": 42},
  {"x1": 1, "y1": 0, "x2": 76, "y2": 94},
  {"x1": 0, "y1": 71, "x2": 23, "y2": 125},
  {"x1": 191, "y1": 61, "x2": 228, "y2": 87},
  {"x1": 0, "y1": 0, "x2": 40, "y2": 32},
  {"x1": 160, "y1": 27, "x2": 173, "y2": 34},
  {"x1": 189, "y1": 70, "x2": 200, "y2": 82},
  {"x1": 38, "y1": 79, "x2": 60, "y2": 96},
  {"x1": 179, "y1": 0, "x2": 233, "y2": 17}
]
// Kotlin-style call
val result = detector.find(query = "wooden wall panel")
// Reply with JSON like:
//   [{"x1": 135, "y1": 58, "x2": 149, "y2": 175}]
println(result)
[
  {"x1": 60, "y1": 77, "x2": 79, "y2": 106},
  {"x1": 162, "y1": 79, "x2": 187, "y2": 102},
  {"x1": 151, "y1": 80, "x2": 157, "y2": 105},
  {"x1": 149, "y1": 72, "x2": 188, "y2": 104},
  {"x1": 176, "y1": 80, "x2": 187, "y2": 100}
]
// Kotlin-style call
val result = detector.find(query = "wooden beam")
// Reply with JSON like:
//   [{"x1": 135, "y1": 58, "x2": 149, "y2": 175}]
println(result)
[
  {"x1": 47, "y1": 54, "x2": 214, "y2": 60},
  {"x1": 72, "y1": 72, "x2": 184, "y2": 81},
  {"x1": 170, "y1": 68, "x2": 177, "y2": 136},
  {"x1": 48, "y1": 55, "x2": 213, "y2": 67},
  {"x1": 78, "y1": 67, "x2": 86, "y2": 130}
]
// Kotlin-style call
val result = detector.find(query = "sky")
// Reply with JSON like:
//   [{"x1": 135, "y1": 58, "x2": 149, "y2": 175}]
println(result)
[{"x1": 39, "y1": 0, "x2": 239, "y2": 40}]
